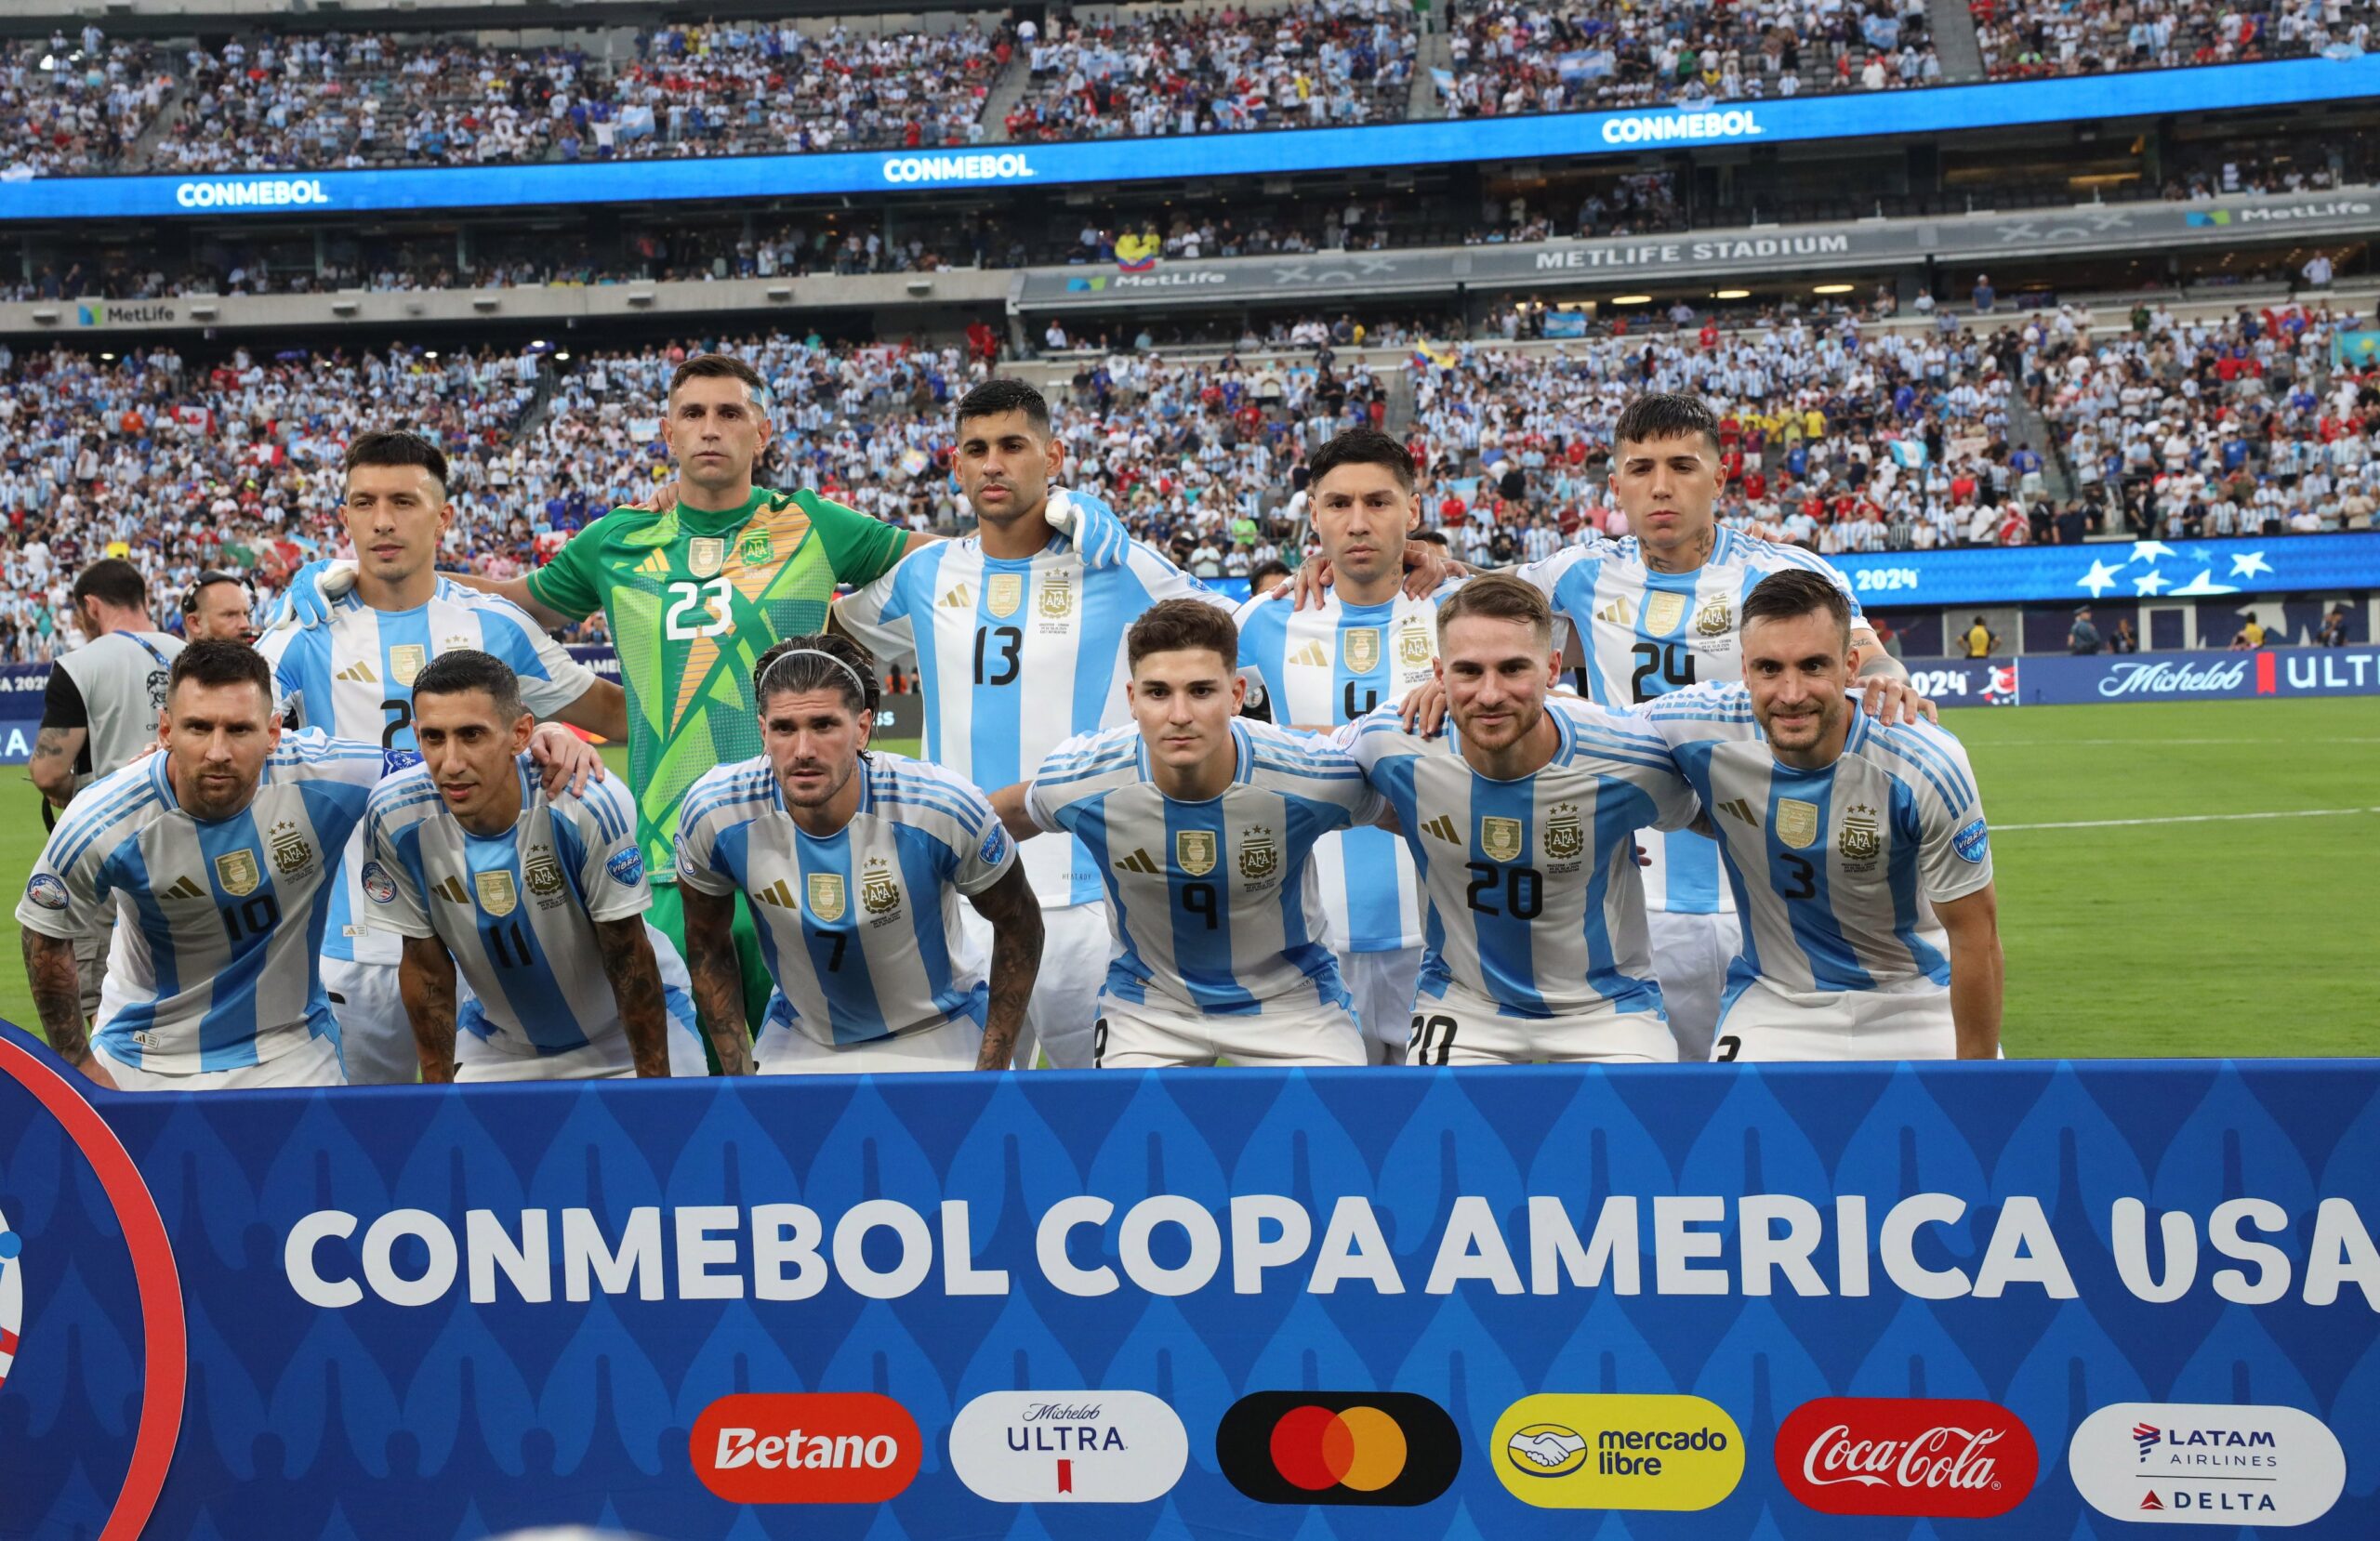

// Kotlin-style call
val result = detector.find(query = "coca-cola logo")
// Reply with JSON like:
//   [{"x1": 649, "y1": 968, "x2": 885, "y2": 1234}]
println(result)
[{"x1": 1776, "y1": 1398, "x2": 2037, "y2": 1518}]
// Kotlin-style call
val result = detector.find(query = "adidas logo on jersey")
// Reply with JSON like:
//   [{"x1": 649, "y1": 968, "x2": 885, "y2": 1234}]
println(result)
[
  {"x1": 161, "y1": 876, "x2": 205, "y2": 900},
  {"x1": 939, "y1": 583, "x2": 975, "y2": 610},
  {"x1": 752, "y1": 877, "x2": 800, "y2": 909},
  {"x1": 1288, "y1": 640, "x2": 1329, "y2": 668},
  {"x1": 1421, "y1": 814, "x2": 1461, "y2": 844},
  {"x1": 1113, "y1": 848, "x2": 1161, "y2": 876},
  {"x1": 335, "y1": 661, "x2": 378, "y2": 684},
  {"x1": 633, "y1": 550, "x2": 671, "y2": 577},
  {"x1": 430, "y1": 876, "x2": 470, "y2": 904},
  {"x1": 1717, "y1": 798, "x2": 1762, "y2": 828}
]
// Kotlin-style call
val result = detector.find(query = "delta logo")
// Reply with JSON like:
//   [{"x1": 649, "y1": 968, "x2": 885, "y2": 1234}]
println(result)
[
  {"x1": 2069, "y1": 1402, "x2": 2345, "y2": 1527},
  {"x1": 690, "y1": 1392, "x2": 920, "y2": 1504},
  {"x1": 1776, "y1": 1397, "x2": 2037, "y2": 1518},
  {"x1": 947, "y1": 1390, "x2": 1187, "y2": 1504},
  {"x1": 1215, "y1": 1390, "x2": 1461, "y2": 1506},
  {"x1": 1490, "y1": 1393, "x2": 1743, "y2": 1510}
]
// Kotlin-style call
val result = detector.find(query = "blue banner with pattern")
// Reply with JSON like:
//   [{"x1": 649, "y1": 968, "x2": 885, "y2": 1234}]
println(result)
[
  {"x1": 1833, "y1": 533, "x2": 2380, "y2": 609},
  {"x1": 1, "y1": 1023, "x2": 2375, "y2": 1539}
]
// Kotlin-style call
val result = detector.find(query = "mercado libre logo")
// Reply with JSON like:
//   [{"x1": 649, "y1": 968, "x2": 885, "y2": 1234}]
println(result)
[
  {"x1": 1491, "y1": 1394, "x2": 1744, "y2": 1510},
  {"x1": 1216, "y1": 1391, "x2": 1461, "y2": 1506}
]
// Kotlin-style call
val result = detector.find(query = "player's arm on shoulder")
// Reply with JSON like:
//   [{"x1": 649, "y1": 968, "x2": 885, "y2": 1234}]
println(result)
[
  {"x1": 678, "y1": 881, "x2": 756, "y2": 1075},
  {"x1": 803, "y1": 487, "x2": 925, "y2": 586},
  {"x1": 987, "y1": 784, "x2": 1047, "y2": 843},
  {"x1": 447, "y1": 566, "x2": 560, "y2": 628},
  {"x1": 397, "y1": 932, "x2": 462, "y2": 1083},
  {"x1": 1934, "y1": 883, "x2": 2003, "y2": 1060},
  {"x1": 963, "y1": 860, "x2": 1043, "y2": 1073},
  {"x1": 829, "y1": 560, "x2": 916, "y2": 657},
  {"x1": 31, "y1": 667, "x2": 90, "y2": 808},
  {"x1": 549, "y1": 678, "x2": 628, "y2": 744},
  {"x1": 590, "y1": 915, "x2": 672, "y2": 1077}
]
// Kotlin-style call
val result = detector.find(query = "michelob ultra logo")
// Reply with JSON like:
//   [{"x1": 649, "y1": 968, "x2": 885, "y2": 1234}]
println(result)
[
  {"x1": 1216, "y1": 1391, "x2": 1461, "y2": 1506},
  {"x1": 947, "y1": 1390, "x2": 1187, "y2": 1504},
  {"x1": 2069, "y1": 1402, "x2": 2344, "y2": 1527},
  {"x1": 1491, "y1": 1393, "x2": 1744, "y2": 1510},
  {"x1": 690, "y1": 1392, "x2": 920, "y2": 1504}
]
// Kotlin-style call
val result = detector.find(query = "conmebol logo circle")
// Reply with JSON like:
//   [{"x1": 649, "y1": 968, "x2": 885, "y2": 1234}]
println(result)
[
  {"x1": 2069, "y1": 1402, "x2": 2344, "y2": 1527},
  {"x1": 1776, "y1": 1397, "x2": 2037, "y2": 1518}
]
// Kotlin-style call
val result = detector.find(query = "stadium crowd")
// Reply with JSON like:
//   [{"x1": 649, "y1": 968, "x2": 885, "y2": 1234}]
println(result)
[
  {"x1": 1973, "y1": 0, "x2": 2375, "y2": 79},
  {"x1": 1, "y1": 28, "x2": 173, "y2": 178}
]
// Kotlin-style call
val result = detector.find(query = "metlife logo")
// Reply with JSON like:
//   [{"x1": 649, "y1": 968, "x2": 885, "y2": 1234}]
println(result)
[
  {"x1": 2069, "y1": 1403, "x2": 2345, "y2": 1525},
  {"x1": 947, "y1": 1390, "x2": 1187, "y2": 1503}
]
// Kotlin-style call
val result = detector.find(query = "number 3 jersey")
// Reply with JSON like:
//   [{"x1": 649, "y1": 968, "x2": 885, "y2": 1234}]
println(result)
[
  {"x1": 256, "y1": 577, "x2": 602, "y2": 968},
  {"x1": 1344, "y1": 698, "x2": 1700, "y2": 1020},
  {"x1": 674, "y1": 752, "x2": 1016, "y2": 1049},
  {"x1": 1640, "y1": 683, "x2": 1994, "y2": 997},
  {"x1": 362, "y1": 757, "x2": 660, "y2": 1059},
  {"x1": 14, "y1": 734, "x2": 384, "y2": 1073},
  {"x1": 1025, "y1": 719, "x2": 1387, "y2": 1018},
  {"x1": 1514, "y1": 529, "x2": 1865, "y2": 916}
]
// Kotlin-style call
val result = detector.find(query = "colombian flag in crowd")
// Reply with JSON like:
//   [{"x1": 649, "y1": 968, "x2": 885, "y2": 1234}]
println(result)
[{"x1": 1116, "y1": 231, "x2": 1161, "y2": 273}]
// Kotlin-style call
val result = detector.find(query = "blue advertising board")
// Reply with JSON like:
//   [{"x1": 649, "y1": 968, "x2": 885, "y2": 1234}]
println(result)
[
  {"x1": 1993, "y1": 644, "x2": 2380, "y2": 705},
  {"x1": 3, "y1": 1026, "x2": 2376, "y2": 1538},
  {"x1": 1833, "y1": 533, "x2": 2380, "y2": 611},
  {"x1": 0, "y1": 59, "x2": 2373, "y2": 222}
]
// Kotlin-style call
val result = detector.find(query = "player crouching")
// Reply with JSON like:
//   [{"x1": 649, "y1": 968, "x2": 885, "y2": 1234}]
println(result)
[{"x1": 363, "y1": 652, "x2": 707, "y2": 1081}]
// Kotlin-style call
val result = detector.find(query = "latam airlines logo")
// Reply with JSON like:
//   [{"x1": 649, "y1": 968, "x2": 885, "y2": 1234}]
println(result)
[
  {"x1": 2069, "y1": 1402, "x2": 2344, "y2": 1526},
  {"x1": 1775, "y1": 1398, "x2": 2037, "y2": 1518},
  {"x1": 948, "y1": 1390, "x2": 1187, "y2": 1503},
  {"x1": 173, "y1": 178, "x2": 333, "y2": 209}
]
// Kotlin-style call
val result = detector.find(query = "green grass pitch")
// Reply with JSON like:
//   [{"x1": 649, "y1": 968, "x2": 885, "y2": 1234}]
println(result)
[{"x1": 0, "y1": 708, "x2": 2370, "y2": 1056}]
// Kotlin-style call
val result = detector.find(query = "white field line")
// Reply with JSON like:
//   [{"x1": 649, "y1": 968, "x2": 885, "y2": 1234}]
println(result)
[{"x1": 1996, "y1": 807, "x2": 2380, "y2": 832}]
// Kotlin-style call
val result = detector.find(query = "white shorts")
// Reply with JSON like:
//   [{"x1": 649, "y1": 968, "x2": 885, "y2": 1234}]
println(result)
[
  {"x1": 1713, "y1": 975, "x2": 1961, "y2": 1061},
  {"x1": 455, "y1": 925, "x2": 708, "y2": 1082},
  {"x1": 91, "y1": 1032, "x2": 345, "y2": 1092},
  {"x1": 1646, "y1": 909, "x2": 1743, "y2": 1064},
  {"x1": 1342, "y1": 946, "x2": 1423, "y2": 1065},
  {"x1": 1408, "y1": 981, "x2": 1674, "y2": 1065},
  {"x1": 1093, "y1": 991, "x2": 1368, "y2": 1069},
  {"x1": 754, "y1": 1010, "x2": 983, "y2": 1074},
  {"x1": 323, "y1": 956, "x2": 415, "y2": 1086},
  {"x1": 963, "y1": 901, "x2": 1112, "y2": 1069}
]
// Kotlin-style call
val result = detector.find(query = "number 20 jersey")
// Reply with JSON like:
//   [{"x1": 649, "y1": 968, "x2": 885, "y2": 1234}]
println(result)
[
  {"x1": 1345, "y1": 698, "x2": 1700, "y2": 1019},
  {"x1": 1514, "y1": 528, "x2": 1867, "y2": 915}
]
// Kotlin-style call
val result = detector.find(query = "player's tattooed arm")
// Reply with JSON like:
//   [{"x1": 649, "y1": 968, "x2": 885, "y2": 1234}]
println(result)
[
  {"x1": 681, "y1": 884, "x2": 757, "y2": 1075},
  {"x1": 398, "y1": 934, "x2": 462, "y2": 1083},
  {"x1": 28, "y1": 725, "x2": 86, "y2": 809},
  {"x1": 986, "y1": 784, "x2": 1049, "y2": 844},
  {"x1": 966, "y1": 863, "x2": 1045, "y2": 1072},
  {"x1": 592, "y1": 916, "x2": 672, "y2": 1077},
  {"x1": 21, "y1": 927, "x2": 115, "y2": 1088}
]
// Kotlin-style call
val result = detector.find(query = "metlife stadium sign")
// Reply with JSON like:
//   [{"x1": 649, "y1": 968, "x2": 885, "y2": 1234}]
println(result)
[{"x1": 2, "y1": 57, "x2": 2375, "y2": 222}]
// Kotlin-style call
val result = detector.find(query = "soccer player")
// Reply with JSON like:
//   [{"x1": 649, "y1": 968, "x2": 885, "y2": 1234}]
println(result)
[
  {"x1": 994, "y1": 600, "x2": 1385, "y2": 1069},
  {"x1": 1641, "y1": 571, "x2": 2003, "y2": 1060},
  {"x1": 258, "y1": 429, "x2": 624, "y2": 1085},
  {"x1": 1349, "y1": 575, "x2": 1702, "y2": 1065},
  {"x1": 836, "y1": 378, "x2": 1236, "y2": 1068},
  {"x1": 1236, "y1": 428, "x2": 1451, "y2": 1062},
  {"x1": 362, "y1": 652, "x2": 707, "y2": 1082},
  {"x1": 674, "y1": 635, "x2": 1043, "y2": 1073}
]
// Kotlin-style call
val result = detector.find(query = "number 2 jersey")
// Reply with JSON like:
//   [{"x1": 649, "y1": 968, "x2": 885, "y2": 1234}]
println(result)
[
  {"x1": 1515, "y1": 528, "x2": 1865, "y2": 916},
  {"x1": 1025, "y1": 718, "x2": 1386, "y2": 1018},
  {"x1": 256, "y1": 576, "x2": 602, "y2": 968},
  {"x1": 1639, "y1": 683, "x2": 1994, "y2": 1000},
  {"x1": 1344, "y1": 697, "x2": 1700, "y2": 1019},
  {"x1": 15, "y1": 734, "x2": 384, "y2": 1073}
]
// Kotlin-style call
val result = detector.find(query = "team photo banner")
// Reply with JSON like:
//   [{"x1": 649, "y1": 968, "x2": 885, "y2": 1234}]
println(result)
[
  {"x1": 1, "y1": 59, "x2": 2374, "y2": 222},
  {"x1": 2, "y1": 1023, "x2": 2374, "y2": 1539}
]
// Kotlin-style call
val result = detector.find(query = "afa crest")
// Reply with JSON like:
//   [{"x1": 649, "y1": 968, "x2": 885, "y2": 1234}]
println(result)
[
  {"x1": 1176, "y1": 831, "x2": 1217, "y2": 877},
  {"x1": 740, "y1": 529, "x2": 776, "y2": 567},
  {"x1": 1839, "y1": 805, "x2": 1883, "y2": 862},
  {"x1": 524, "y1": 846, "x2": 566, "y2": 899},
  {"x1": 1238, "y1": 826, "x2": 1278, "y2": 883},
  {"x1": 1480, "y1": 816, "x2": 1524, "y2": 863},
  {"x1": 808, "y1": 873, "x2": 848, "y2": 923},
  {"x1": 1038, "y1": 572, "x2": 1075, "y2": 619},
  {"x1": 1695, "y1": 595, "x2": 1735, "y2": 637},
  {"x1": 1396, "y1": 622, "x2": 1434, "y2": 668},
  {"x1": 1544, "y1": 805, "x2": 1584, "y2": 862},
  {"x1": 861, "y1": 857, "x2": 903, "y2": 915},
  {"x1": 268, "y1": 819, "x2": 312, "y2": 878}
]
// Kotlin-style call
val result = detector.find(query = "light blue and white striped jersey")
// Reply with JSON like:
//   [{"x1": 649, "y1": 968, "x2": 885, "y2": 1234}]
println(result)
[
  {"x1": 1235, "y1": 584, "x2": 1454, "y2": 955},
  {"x1": 1025, "y1": 719, "x2": 1385, "y2": 1017},
  {"x1": 837, "y1": 536, "x2": 1231, "y2": 910},
  {"x1": 1515, "y1": 528, "x2": 1866, "y2": 916},
  {"x1": 1346, "y1": 697, "x2": 1700, "y2": 1020},
  {"x1": 256, "y1": 577, "x2": 602, "y2": 967},
  {"x1": 15, "y1": 733, "x2": 384, "y2": 1073},
  {"x1": 675, "y1": 752, "x2": 1016, "y2": 1048},
  {"x1": 362, "y1": 757, "x2": 682, "y2": 1059},
  {"x1": 1641, "y1": 683, "x2": 1994, "y2": 1005}
]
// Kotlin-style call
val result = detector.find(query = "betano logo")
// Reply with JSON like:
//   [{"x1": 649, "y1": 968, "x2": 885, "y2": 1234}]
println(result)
[
  {"x1": 948, "y1": 1390, "x2": 1187, "y2": 1503},
  {"x1": 1216, "y1": 1391, "x2": 1461, "y2": 1506},
  {"x1": 1491, "y1": 1394, "x2": 1743, "y2": 1510},
  {"x1": 690, "y1": 1392, "x2": 920, "y2": 1504},
  {"x1": 2069, "y1": 1402, "x2": 2344, "y2": 1527}
]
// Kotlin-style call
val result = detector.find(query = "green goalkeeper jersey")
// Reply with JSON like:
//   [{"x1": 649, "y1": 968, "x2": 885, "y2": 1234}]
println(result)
[{"x1": 526, "y1": 486, "x2": 911, "y2": 880}]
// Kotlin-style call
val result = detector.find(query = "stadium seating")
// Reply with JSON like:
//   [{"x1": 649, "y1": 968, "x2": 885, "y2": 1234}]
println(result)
[
  {"x1": 1972, "y1": 0, "x2": 2377, "y2": 79},
  {"x1": 0, "y1": 28, "x2": 173, "y2": 178}
]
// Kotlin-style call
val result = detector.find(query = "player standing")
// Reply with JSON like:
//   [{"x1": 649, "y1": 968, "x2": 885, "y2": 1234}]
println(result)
[
  {"x1": 363, "y1": 652, "x2": 707, "y2": 1081},
  {"x1": 1350, "y1": 576, "x2": 1702, "y2": 1065},
  {"x1": 1236, "y1": 428, "x2": 1450, "y2": 1062},
  {"x1": 836, "y1": 379, "x2": 1235, "y2": 1068},
  {"x1": 674, "y1": 636, "x2": 1043, "y2": 1073},
  {"x1": 1641, "y1": 572, "x2": 2003, "y2": 1060},
  {"x1": 994, "y1": 601, "x2": 1384, "y2": 1068},
  {"x1": 258, "y1": 430, "x2": 624, "y2": 1084}
]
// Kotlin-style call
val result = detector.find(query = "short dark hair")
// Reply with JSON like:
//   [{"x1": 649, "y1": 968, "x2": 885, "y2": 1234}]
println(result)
[
  {"x1": 72, "y1": 558, "x2": 147, "y2": 612},
  {"x1": 1614, "y1": 393, "x2": 1722, "y2": 458},
  {"x1": 754, "y1": 633, "x2": 880, "y2": 718},
  {"x1": 345, "y1": 428, "x2": 449, "y2": 488},
  {"x1": 1127, "y1": 599, "x2": 1238, "y2": 672},
  {"x1": 1743, "y1": 569, "x2": 1852, "y2": 646},
  {"x1": 411, "y1": 649, "x2": 525, "y2": 722},
  {"x1": 180, "y1": 569, "x2": 250, "y2": 615},
  {"x1": 668, "y1": 352, "x2": 768, "y2": 402},
  {"x1": 956, "y1": 378, "x2": 1051, "y2": 436},
  {"x1": 1308, "y1": 427, "x2": 1416, "y2": 495},
  {"x1": 1436, "y1": 572, "x2": 1552, "y2": 646},
  {"x1": 167, "y1": 638, "x2": 272, "y2": 706},
  {"x1": 1249, "y1": 558, "x2": 1292, "y2": 593}
]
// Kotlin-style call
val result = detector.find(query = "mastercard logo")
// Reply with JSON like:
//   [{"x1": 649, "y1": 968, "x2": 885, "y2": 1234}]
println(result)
[{"x1": 1216, "y1": 1391, "x2": 1461, "y2": 1506}]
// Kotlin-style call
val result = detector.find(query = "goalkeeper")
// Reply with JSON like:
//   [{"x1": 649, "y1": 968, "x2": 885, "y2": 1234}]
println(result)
[{"x1": 284, "y1": 353, "x2": 1130, "y2": 1034}]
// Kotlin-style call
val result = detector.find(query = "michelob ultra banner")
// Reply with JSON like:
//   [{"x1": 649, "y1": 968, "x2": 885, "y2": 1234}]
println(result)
[{"x1": 2, "y1": 1021, "x2": 2374, "y2": 1539}]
